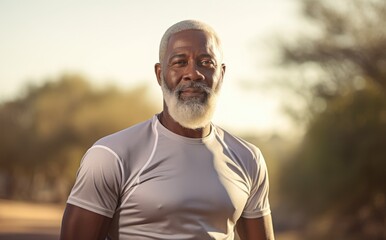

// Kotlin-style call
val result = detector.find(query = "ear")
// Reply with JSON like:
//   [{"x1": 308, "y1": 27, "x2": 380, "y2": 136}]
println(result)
[
  {"x1": 155, "y1": 63, "x2": 162, "y2": 86},
  {"x1": 220, "y1": 63, "x2": 226, "y2": 82}
]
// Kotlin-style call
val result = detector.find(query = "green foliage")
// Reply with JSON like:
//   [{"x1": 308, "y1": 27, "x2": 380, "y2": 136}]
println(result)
[
  {"x1": 279, "y1": 0, "x2": 386, "y2": 124},
  {"x1": 281, "y1": 84, "x2": 386, "y2": 239},
  {"x1": 282, "y1": 84, "x2": 386, "y2": 209},
  {"x1": 0, "y1": 74, "x2": 158, "y2": 202},
  {"x1": 276, "y1": 0, "x2": 386, "y2": 239}
]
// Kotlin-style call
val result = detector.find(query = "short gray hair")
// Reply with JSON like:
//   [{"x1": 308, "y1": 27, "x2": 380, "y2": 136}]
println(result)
[{"x1": 158, "y1": 20, "x2": 223, "y2": 63}]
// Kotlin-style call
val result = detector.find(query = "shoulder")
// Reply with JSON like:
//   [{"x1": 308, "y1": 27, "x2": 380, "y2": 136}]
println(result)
[
  {"x1": 214, "y1": 126, "x2": 263, "y2": 163},
  {"x1": 93, "y1": 118, "x2": 155, "y2": 156},
  {"x1": 88, "y1": 117, "x2": 158, "y2": 173},
  {"x1": 96, "y1": 118, "x2": 153, "y2": 147},
  {"x1": 74, "y1": 118, "x2": 155, "y2": 192},
  {"x1": 213, "y1": 125, "x2": 267, "y2": 182}
]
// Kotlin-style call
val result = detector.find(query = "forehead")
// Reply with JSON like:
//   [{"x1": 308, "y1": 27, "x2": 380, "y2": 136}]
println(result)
[{"x1": 166, "y1": 29, "x2": 220, "y2": 59}]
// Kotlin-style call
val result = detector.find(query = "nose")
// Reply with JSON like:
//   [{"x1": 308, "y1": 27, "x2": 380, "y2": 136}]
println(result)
[{"x1": 182, "y1": 62, "x2": 205, "y2": 81}]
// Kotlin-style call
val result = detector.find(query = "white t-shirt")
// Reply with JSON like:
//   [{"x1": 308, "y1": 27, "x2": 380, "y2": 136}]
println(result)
[{"x1": 67, "y1": 115, "x2": 271, "y2": 240}]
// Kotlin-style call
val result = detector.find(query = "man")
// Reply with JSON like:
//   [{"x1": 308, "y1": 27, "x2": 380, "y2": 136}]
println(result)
[{"x1": 60, "y1": 19, "x2": 275, "y2": 240}]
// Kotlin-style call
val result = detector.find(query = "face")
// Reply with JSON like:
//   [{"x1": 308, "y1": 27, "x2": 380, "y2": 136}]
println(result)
[{"x1": 155, "y1": 29, "x2": 226, "y2": 129}]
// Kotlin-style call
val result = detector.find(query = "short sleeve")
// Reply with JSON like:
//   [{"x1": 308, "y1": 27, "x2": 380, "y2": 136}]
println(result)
[
  {"x1": 67, "y1": 145, "x2": 123, "y2": 218},
  {"x1": 241, "y1": 149, "x2": 271, "y2": 218}
]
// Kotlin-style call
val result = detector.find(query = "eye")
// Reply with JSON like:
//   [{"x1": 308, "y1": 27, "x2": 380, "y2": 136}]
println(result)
[
  {"x1": 199, "y1": 59, "x2": 216, "y2": 68},
  {"x1": 171, "y1": 59, "x2": 187, "y2": 67}
]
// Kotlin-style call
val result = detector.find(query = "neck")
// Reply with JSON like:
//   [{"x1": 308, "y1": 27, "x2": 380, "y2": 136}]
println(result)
[{"x1": 158, "y1": 111, "x2": 211, "y2": 138}]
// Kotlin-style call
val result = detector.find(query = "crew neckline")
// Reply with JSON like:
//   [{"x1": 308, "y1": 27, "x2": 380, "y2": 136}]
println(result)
[{"x1": 152, "y1": 115, "x2": 215, "y2": 144}]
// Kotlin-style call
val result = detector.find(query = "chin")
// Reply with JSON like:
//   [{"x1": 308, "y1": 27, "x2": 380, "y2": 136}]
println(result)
[
  {"x1": 168, "y1": 98, "x2": 216, "y2": 129},
  {"x1": 160, "y1": 77, "x2": 220, "y2": 130},
  {"x1": 162, "y1": 89, "x2": 217, "y2": 130}
]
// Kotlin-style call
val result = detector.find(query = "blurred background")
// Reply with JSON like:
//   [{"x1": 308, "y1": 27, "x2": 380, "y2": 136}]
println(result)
[{"x1": 0, "y1": 0, "x2": 385, "y2": 239}]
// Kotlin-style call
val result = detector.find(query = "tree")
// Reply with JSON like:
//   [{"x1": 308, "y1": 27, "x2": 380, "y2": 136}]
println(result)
[
  {"x1": 275, "y1": 0, "x2": 386, "y2": 239},
  {"x1": 278, "y1": 0, "x2": 386, "y2": 124},
  {"x1": 281, "y1": 85, "x2": 386, "y2": 239},
  {"x1": 0, "y1": 74, "x2": 158, "y2": 202}
]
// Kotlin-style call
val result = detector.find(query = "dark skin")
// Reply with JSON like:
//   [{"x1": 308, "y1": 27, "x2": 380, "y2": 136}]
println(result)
[
  {"x1": 60, "y1": 204, "x2": 111, "y2": 240},
  {"x1": 155, "y1": 29, "x2": 275, "y2": 240},
  {"x1": 60, "y1": 29, "x2": 274, "y2": 240},
  {"x1": 155, "y1": 29, "x2": 225, "y2": 138}
]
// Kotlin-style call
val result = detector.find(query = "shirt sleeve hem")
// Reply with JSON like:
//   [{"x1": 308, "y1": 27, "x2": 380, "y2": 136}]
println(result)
[
  {"x1": 67, "y1": 197, "x2": 115, "y2": 218},
  {"x1": 241, "y1": 208, "x2": 271, "y2": 219}
]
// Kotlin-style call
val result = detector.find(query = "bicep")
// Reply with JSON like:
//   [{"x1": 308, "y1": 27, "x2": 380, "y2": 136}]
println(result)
[
  {"x1": 236, "y1": 214, "x2": 275, "y2": 240},
  {"x1": 60, "y1": 204, "x2": 112, "y2": 240}
]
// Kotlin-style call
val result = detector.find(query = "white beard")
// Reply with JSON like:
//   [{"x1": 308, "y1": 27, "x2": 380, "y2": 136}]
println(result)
[{"x1": 161, "y1": 77, "x2": 220, "y2": 129}]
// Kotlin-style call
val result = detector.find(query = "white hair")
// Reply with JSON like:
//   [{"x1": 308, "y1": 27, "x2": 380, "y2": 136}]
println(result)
[
  {"x1": 158, "y1": 19, "x2": 223, "y2": 63},
  {"x1": 160, "y1": 75, "x2": 219, "y2": 129}
]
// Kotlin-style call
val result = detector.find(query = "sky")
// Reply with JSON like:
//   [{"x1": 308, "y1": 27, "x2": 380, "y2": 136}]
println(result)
[{"x1": 0, "y1": 0, "x2": 302, "y2": 136}]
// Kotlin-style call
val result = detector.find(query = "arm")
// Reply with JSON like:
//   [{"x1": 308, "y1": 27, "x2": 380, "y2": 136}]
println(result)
[
  {"x1": 236, "y1": 214, "x2": 275, "y2": 240},
  {"x1": 60, "y1": 203, "x2": 112, "y2": 240}
]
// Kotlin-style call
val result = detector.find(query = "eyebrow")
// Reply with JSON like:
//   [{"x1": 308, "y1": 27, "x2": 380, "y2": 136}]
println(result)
[
  {"x1": 169, "y1": 53, "x2": 215, "y2": 61},
  {"x1": 169, "y1": 54, "x2": 187, "y2": 61},
  {"x1": 198, "y1": 53, "x2": 215, "y2": 59}
]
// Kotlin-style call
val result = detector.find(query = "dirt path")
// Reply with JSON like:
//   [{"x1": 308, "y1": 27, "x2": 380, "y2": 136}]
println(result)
[{"x1": 0, "y1": 199, "x2": 65, "y2": 240}]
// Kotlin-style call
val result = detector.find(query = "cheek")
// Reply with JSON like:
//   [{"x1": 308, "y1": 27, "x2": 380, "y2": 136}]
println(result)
[
  {"x1": 165, "y1": 70, "x2": 182, "y2": 89},
  {"x1": 210, "y1": 71, "x2": 223, "y2": 88}
]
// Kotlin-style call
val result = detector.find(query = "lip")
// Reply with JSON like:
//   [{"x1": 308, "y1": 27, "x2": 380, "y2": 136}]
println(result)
[
  {"x1": 179, "y1": 88, "x2": 205, "y2": 97},
  {"x1": 182, "y1": 87, "x2": 202, "y2": 93}
]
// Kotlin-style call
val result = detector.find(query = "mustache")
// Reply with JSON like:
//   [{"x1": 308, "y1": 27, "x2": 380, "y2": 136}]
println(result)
[{"x1": 175, "y1": 81, "x2": 212, "y2": 95}]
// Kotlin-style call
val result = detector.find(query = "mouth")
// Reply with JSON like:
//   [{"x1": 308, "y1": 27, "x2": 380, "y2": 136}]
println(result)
[
  {"x1": 179, "y1": 87, "x2": 206, "y2": 99},
  {"x1": 179, "y1": 87, "x2": 205, "y2": 97}
]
